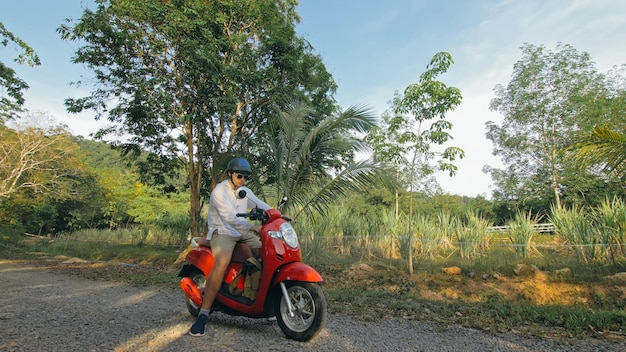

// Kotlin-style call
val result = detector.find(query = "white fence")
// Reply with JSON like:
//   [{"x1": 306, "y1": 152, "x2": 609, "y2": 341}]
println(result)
[{"x1": 487, "y1": 223, "x2": 556, "y2": 234}]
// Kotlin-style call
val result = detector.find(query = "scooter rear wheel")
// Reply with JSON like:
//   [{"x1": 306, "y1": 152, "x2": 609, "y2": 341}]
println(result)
[
  {"x1": 184, "y1": 269, "x2": 206, "y2": 317},
  {"x1": 276, "y1": 282, "x2": 327, "y2": 341}
]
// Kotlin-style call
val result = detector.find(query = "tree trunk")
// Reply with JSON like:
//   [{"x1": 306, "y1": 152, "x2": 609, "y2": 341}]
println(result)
[
  {"x1": 395, "y1": 168, "x2": 400, "y2": 220},
  {"x1": 407, "y1": 149, "x2": 419, "y2": 275},
  {"x1": 189, "y1": 182, "x2": 202, "y2": 238},
  {"x1": 549, "y1": 144, "x2": 562, "y2": 210},
  {"x1": 187, "y1": 122, "x2": 204, "y2": 238}
]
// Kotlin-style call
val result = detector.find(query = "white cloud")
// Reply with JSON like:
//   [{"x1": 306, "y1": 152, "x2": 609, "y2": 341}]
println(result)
[{"x1": 427, "y1": 0, "x2": 626, "y2": 196}]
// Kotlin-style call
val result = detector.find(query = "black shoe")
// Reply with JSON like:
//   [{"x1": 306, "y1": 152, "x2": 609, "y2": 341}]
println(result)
[{"x1": 189, "y1": 313, "x2": 209, "y2": 337}]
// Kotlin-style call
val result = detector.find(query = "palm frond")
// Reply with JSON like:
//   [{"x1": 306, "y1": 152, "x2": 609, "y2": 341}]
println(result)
[
  {"x1": 266, "y1": 101, "x2": 384, "y2": 219},
  {"x1": 570, "y1": 124, "x2": 626, "y2": 174},
  {"x1": 290, "y1": 159, "x2": 381, "y2": 218},
  {"x1": 328, "y1": 104, "x2": 378, "y2": 134}
]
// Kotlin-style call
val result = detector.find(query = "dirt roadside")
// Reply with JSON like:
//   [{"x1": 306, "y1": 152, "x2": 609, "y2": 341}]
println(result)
[{"x1": 0, "y1": 259, "x2": 624, "y2": 352}]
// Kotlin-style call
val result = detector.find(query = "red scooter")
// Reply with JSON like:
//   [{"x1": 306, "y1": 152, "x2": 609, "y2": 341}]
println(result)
[{"x1": 177, "y1": 190, "x2": 327, "y2": 342}]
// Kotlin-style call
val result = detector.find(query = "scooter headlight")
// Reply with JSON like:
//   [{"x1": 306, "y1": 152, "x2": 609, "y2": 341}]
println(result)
[{"x1": 268, "y1": 222, "x2": 298, "y2": 249}]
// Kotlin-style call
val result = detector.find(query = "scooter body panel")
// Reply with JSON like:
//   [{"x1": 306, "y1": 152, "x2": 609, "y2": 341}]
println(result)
[
  {"x1": 185, "y1": 246, "x2": 214, "y2": 277},
  {"x1": 179, "y1": 206, "x2": 324, "y2": 321}
]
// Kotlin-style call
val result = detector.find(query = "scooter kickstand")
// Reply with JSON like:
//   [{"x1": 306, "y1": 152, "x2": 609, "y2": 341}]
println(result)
[{"x1": 279, "y1": 282, "x2": 296, "y2": 317}]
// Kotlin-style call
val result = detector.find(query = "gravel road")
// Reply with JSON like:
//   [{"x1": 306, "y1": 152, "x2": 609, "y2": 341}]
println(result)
[{"x1": 0, "y1": 260, "x2": 623, "y2": 352}]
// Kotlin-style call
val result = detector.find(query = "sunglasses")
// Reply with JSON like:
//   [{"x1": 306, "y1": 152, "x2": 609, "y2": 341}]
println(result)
[{"x1": 234, "y1": 173, "x2": 250, "y2": 180}]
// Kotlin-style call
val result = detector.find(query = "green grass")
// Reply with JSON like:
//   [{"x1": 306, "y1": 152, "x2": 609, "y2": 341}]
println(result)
[
  {"x1": 322, "y1": 275, "x2": 626, "y2": 335},
  {"x1": 442, "y1": 296, "x2": 626, "y2": 335},
  {"x1": 1, "y1": 232, "x2": 180, "y2": 266},
  {"x1": 2, "y1": 225, "x2": 625, "y2": 340}
]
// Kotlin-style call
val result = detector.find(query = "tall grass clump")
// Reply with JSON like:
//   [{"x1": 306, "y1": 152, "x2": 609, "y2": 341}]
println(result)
[
  {"x1": 454, "y1": 211, "x2": 492, "y2": 259},
  {"x1": 394, "y1": 213, "x2": 413, "y2": 261},
  {"x1": 296, "y1": 213, "x2": 333, "y2": 261},
  {"x1": 338, "y1": 208, "x2": 359, "y2": 257},
  {"x1": 153, "y1": 212, "x2": 192, "y2": 246},
  {"x1": 63, "y1": 228, "x2": 139, "y2": 243},
  {"x1": 593, "y1": 197, "x2": 626, "y2": 262},
  {"x1": 413, "y1": 214, "x2": 440, "y2": 258},
  {"x1": 507, "y1": 211, "x2": 540, "y2": 259},
  {"x1": 435, "y1": 212, "x2": 457, "y2": 251},
  {"x1": 550, "y1": 205, "x2": 600, "y2": 263},
  {"x1": 380, "y1": 208, "x2": 405, "y2": 260},
  {"x1": 360, "y1": 217, "x2": 381, "y2": 260}
]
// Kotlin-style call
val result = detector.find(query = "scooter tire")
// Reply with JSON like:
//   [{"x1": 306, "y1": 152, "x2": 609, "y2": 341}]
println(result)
[
  {"x1": 184, "y1": 269, "x2": 206, "y2": 317},
  {"x1": 275, "y1": 282, "x2": 327, "y2": 342}
]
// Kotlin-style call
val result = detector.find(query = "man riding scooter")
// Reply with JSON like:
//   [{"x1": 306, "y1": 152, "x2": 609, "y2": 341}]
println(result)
[{"x1": 189, "y1": 157, "x2": 270, "y2": 337}]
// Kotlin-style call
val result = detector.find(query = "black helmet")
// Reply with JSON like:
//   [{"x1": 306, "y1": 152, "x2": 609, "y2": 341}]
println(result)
[{"x1": 227, "y1": 157, "x2": 252, "y2": 174}]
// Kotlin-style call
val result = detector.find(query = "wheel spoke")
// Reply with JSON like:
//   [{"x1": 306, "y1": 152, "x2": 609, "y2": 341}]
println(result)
[{"x1": 277, "y1": 283, "x2": 326, "y2": 340}]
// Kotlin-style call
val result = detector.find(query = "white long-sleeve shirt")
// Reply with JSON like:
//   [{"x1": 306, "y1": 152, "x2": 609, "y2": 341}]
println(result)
[{"x1": 206, "y1": 180, "x2": 271, "y2": 240}]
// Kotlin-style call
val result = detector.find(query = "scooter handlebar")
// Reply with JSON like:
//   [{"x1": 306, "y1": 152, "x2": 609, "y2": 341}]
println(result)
[
  {"x1": 236, "y1": 207, "x2": 268, "y2": 222},
  {"x1": 238, "y1": 210, "x2": 294, "y2": 223}
]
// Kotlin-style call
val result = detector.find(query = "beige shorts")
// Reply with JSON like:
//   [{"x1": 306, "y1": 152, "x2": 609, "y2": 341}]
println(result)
[{"x1": 209, "y1": 231, "x2": 261, "y2": 255}]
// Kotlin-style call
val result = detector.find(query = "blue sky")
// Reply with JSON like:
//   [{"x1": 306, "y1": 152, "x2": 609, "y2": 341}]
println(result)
[{"x1": 2, "y1": 1, "x2": 626, "y2": 197}]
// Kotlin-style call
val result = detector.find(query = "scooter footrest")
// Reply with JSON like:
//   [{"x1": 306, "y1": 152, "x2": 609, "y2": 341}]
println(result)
[{"x1": 219, "y1": 283, "x2": 255, "y2": 305}]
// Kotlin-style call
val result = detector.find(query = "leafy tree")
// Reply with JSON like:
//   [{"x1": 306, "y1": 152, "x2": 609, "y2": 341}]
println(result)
[
  {"x1": 60, "y1": 173, "x2": 108, "y2": 231},
  {"x1": 567, "y1": 72, "x2": 626, "y2": 187},
  {"x1": 75, "y1": 139, "x2": 189, "y2": 231},
  {"x1": 31, "y1": 203, "x2": 58, "y2": 235},
  {"x1": 0, "y1": 115, "x2": 90, "y2": 233},
  {"x1": 374, "y1": 52, "x2": 464, "y2": 273},
  {"x1": 366, "y1": 111, "x2": 414, "y2": 219},
  {"x1": 487, "y1": 43, "x2": 610, "y2": 209},
  {"x1": 0, "y1": 114, "x2": 84, "y2": 199},
  {"x1": 59, "y1": 0, "x2": 336, "y2": 236},
  {"x1": 0, "y1": 22, "x2": 40, "y2": 121}
]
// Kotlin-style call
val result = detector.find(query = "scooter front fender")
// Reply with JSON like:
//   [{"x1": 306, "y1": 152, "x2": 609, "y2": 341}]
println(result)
[{"x1": 273, "y1": 262, "x2": 323, "y2": 285}]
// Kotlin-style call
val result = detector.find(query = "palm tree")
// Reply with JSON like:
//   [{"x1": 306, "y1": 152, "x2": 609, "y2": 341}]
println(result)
[{"x1": 264, "y1": 101, "x2": 382, "y2": 219}]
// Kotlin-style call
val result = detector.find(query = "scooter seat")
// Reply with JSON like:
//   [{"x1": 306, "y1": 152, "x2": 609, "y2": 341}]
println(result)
[
  {"x1": 232, "y1": 242, "x2": 253, "y2": 263},
  {"x1": 193, "y1": 237, "x2": 252, "y2": 263}
]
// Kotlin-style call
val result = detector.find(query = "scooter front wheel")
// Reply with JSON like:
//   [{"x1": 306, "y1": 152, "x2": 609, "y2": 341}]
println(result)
[
  {"x1": 276, "y1": 282, "x2": 327, "y2": 341},
  {"x1": 184, "y1": 269, "x2": 206, "y2": 317}
]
